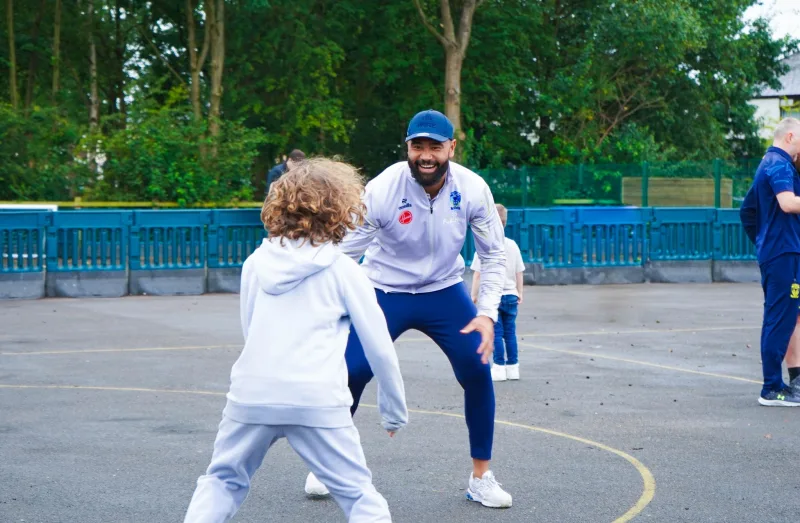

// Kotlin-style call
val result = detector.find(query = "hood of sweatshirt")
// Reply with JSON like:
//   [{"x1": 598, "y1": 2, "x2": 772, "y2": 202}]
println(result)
[{"x1": 253, "y1": 237, "x2": 340, "y2": 295}]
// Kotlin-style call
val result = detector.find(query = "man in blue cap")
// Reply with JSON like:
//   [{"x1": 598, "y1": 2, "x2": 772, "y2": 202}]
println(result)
[
  {"x1": 740, "y1": 117, "x2": 800, "y2": 406},
  {"x1": 302, "y1": 109, "x2": 513, "y2": 508}
]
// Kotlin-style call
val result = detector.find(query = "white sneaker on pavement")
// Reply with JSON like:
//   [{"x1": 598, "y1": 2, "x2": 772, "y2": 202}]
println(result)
[
  {"x1": 490, "y1": 364, "x2": 507, "y2": 382},
  {"x1": 506, "y1": 363, "x2": 520, "y2": 380},
  {"x1": 466, "y1": 470, "x2": 512, "y2": 508},
  {"x1": 305, "y1": 471, "x2": 330, "y2": 498}
]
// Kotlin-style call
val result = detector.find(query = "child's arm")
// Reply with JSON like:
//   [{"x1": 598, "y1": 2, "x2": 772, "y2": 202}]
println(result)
[
  {"x1": 471, "y1": 271, "x2": 481, "y2": 303},
  {"x1": 469, "y1": 253, "x2": 481, "y2": 303},
  {"x1": 514, "y1": 240, "x2": 525, "y2": 304},
  {"x1": 341, "y1": 262, "x2": 408, "y2": 433},
  {"x1": 239, "y1": 258, "x2": 258, "y2": 340}
]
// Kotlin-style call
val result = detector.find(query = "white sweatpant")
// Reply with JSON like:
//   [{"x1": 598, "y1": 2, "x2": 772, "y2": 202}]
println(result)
[{"x1": 184, "y1": 416, "x2": 391, "y2": 523}]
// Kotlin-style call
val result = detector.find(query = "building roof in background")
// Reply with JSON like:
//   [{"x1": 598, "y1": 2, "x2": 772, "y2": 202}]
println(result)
[{"x1": 758, "y1": 53, "x2": 800, "y2": 97}]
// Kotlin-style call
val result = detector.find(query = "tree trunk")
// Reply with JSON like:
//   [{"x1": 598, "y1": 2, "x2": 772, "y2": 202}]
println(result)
[
  {"x1": 88, "y1": 0, "x2": 99, "y2": 131},
  {"x1": 444, "y1": 46, "x2": 464, "y2": 142},
  {"x1": 52, "y1": 0, "x2": 61, "y2": 99},
  {"x1": 413, "y1": 0, "x2": 481, "y2": 163},
  {"x1": 186, "y1": 0, "x2": 210, "y2": 122},
  {"x1": 7, "y1": 0, "x2": 18, "y2": 109},
  {"x1": 24, "y1": 0, "x2": 47, "y2": 112},
  {"x1": 208, "y1": 0, "x2": 225, "y2": 151}
]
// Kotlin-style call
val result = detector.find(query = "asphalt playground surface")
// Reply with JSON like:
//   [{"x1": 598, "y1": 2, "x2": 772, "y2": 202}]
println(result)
[{"x1": 1, "y1": 282, "x2": 799, "y2": 522}]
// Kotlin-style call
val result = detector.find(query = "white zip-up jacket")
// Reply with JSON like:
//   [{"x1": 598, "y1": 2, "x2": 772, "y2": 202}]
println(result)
[{"x1": 340, "y1": 161, "x2": 507, "y2": 322}]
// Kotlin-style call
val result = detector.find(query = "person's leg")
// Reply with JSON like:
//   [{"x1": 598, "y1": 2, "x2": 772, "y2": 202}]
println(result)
[
  {"x1": 785, "y1": 316, "x2": 800, "y2": 384},
  {"x1": 759, "y1": 254, "x2": 800, "y2": 402},
  {"x1": 184, "y1": 417, "x2": 281, "y2": 523},
  {"x1": 346, "y1": 289, "x2": 411, "y2": 415},
  {"x1": 493, "y1": 312, "x2": 506, "y2": 366},
  {"x1": 309, "y1": 289, "x2": 412, "y2": 497},
  {"x1": 502, "y1": 296, "x2": 519, "y2": 366},
  {"x1": 491, "y1": 304, "x2": 508, "y2": 382},
  {"x1": 287, "y1": 424, "x2": 392, "y2": 522}
]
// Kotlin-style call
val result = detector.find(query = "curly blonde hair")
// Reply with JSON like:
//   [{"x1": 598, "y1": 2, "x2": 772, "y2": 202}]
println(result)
[{"x1": 261, "y1": 157, "x2": 366, "y2": 245}]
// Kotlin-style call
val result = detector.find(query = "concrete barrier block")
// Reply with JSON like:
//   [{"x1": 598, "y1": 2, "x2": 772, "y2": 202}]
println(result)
[
  {"x1": 532, "y1": 264, "x2": 585, "y2": 285},
  {"x1": 0, "y1": 272, "x2": 45, "y2": 299},
  {"x1": 207, "y1": 267, "x2": 243, "y2": 294},
  {"x1": 583, "y1": 266, "x2": 646, "y2": 285},
  {"x1": 46, "y1": 271, "x2": 128, "y2": 298},
  {"x1": 129, "y1": 269, "x2": 206, "y2": 296},
  {"x1": 646, "y1": 260, "x2": 713, "y2": 284},
  {"x1": 713, "y1": 260, "x2": 759, "y2": 283}
]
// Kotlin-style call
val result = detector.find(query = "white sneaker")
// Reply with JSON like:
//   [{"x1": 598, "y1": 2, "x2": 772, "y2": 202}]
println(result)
[
  {"x1": 466, "y1": 471, "x2": 512, "y2": 508},
  {"x1": 491, "y1": 364, "x2": 507, "y2": 382},
  {"x1": 304, "y1": 472, "x2": 330, "y2": 498},
  {"x1": 506, "y1": 364, "x2": 520, "y2": 380}
]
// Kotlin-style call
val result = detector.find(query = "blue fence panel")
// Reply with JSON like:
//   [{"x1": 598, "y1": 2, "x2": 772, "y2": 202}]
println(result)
[
  {"x1": 0, "y1": 212, "x2": 49, "y2": 273},
  {"x1": 573, "y1": 207, "x2": 650, "y2": 267},
  {"x1": 131, "y1": 210, "x2": 211, "y2": 270},
  {"x1": 208, "y1": 210, "x2": 265, "y2": 268},
  {"x1": 649, "y1": 208, "x2": 716, "y2": 261},
  {"x1": 715, "y1": 209, "x2": 756, "y2": 260},
  {"x1": 46, "y1": 211, "x2": 132, "y2": 271},
  {"x1": 522, "y1": 209, "x2": 574, "y2": 267}
]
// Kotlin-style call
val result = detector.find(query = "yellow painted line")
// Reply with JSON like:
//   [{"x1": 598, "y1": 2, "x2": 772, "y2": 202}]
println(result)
[
  {"x1": 395, "y1": 325, "x2": 759, "y2": 345},
  {"x1": 518, "y1": 325, "x2": 758, "y2": 339},
  {"x1": 521, "y1": 342, "x2": 761, "y2": 385},
  {"x1": 0, "y1": 325, "x2": 760, "y2": 356},
  {"x1": 0, "y1": 345, "x2": 237, "y2": 356},
  {"x1": 0, "y1": 384, "x2": 226, "y2": 395},
  {"x1": 0, "y1": 383, "x2": 655, "y2": 522}
]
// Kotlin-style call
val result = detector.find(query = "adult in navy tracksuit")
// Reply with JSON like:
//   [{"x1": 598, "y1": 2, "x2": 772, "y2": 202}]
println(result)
[
  {"x1": 302, "y1": 110, "x2": 513, "y2": 508},
  {"x1": 740, "y1": 117, "x2": 800, "y2": 406}
]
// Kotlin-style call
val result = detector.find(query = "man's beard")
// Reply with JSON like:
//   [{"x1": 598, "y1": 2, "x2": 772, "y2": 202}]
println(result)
[{"x1": 408, "y1": 159, "x2": 449, "y2": 187}]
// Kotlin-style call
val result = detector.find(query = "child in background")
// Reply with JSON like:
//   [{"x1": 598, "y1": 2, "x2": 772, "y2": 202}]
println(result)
[
  {"x1": 184, "y1": 158, "x2": 408, "y2": 523},
  {"x1": 470, "y1": 203, "x2": 525, "y2": 382}
]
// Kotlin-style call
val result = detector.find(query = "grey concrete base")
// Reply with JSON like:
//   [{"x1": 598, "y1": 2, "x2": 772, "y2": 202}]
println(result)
[
  {"x1": 646, "y1": 260, "x2": 713, "y2": 283},
  {"x1": 46, "y1": 271, "x2": 128, "y2": 298},
  {"x1": 0, "y1": 272, "x2": 44, "y2": 299},
  {"x1": 583, "y1": 266, "x2": 646, "y2": 285},
  {"x1": 464, "y1": 265, "x2": 538, "y2": 287},
  {"x1": 712, "y1": 260, "x2": 760, "y2": 283},
  {"x1": 531, "y1": 264, "x2": 584, "y2": 285},
  {"x1": 129, "y1": 269, "x2": 206, "y2": 296},
  {"x1": 207, "y1": 267, "x2": 242, "y2": 294}
]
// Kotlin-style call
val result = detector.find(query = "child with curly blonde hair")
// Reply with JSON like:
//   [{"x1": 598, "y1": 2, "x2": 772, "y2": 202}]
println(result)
[{"x1": 184, "y1": 158, "x2": 408, "y2": 523}]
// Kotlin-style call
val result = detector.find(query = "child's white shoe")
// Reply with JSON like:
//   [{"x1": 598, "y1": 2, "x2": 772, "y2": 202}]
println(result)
[
  {"x1": 305, "y1": 472, "x2": 330, "y2": 497},
  {"x1": 506, "y1": 364, "x2": 520, "y2": 380},
  {"x1": 491, "y1": 364, "x2": 507, "y2": 382}
]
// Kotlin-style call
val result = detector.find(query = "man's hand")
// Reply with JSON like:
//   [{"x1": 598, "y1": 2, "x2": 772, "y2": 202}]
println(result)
[
  {"x1": 461, "y1": 315, "x2": 495, "y2": 364},
  {"x1": 517, "y1": 295, "x2": 524, "y2": 305}
]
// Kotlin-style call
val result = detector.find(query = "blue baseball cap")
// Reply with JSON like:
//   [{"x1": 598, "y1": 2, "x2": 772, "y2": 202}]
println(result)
[{"x1": 405, "y1": 109, "x2": 454, "y2": 143}]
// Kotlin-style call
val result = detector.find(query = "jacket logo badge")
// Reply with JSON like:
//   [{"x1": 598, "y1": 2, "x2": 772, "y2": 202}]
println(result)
[
  {"x1": 398, "y1": 198, "x2": 412, "y2": 210},
  {"x1": 449, "y1": 190, "x2": 462, "y2": 211},
  {"x1": 399, "y1": 210, "x2": 413, "y2": 225}
]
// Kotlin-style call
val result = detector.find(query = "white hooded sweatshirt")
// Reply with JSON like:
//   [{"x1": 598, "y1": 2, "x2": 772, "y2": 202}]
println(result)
[{"x1": 224, "y1": 237, "x2": 407, "y2": 431}]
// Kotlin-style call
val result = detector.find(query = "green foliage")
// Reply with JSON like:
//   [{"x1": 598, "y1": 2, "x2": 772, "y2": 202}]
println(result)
[
  {"x1": 0, "y1": 0, "x2": 796, "y2": 202},
  {"x1": 79, "y1": 95, "x2": 267, "y2": 206},
  {"x1": 0, "y1": 104, "x2": 88, "y2": 200}
]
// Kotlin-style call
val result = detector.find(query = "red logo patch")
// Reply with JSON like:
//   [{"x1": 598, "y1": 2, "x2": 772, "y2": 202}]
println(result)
[{"x1": 398, "y1": 210, "x2": 413, "y2": 225}]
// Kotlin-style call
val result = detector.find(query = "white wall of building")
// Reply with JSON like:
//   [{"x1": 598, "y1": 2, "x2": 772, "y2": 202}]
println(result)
[{"x1": 749, "y1": 98, "x2": 781, "y2": 140}]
